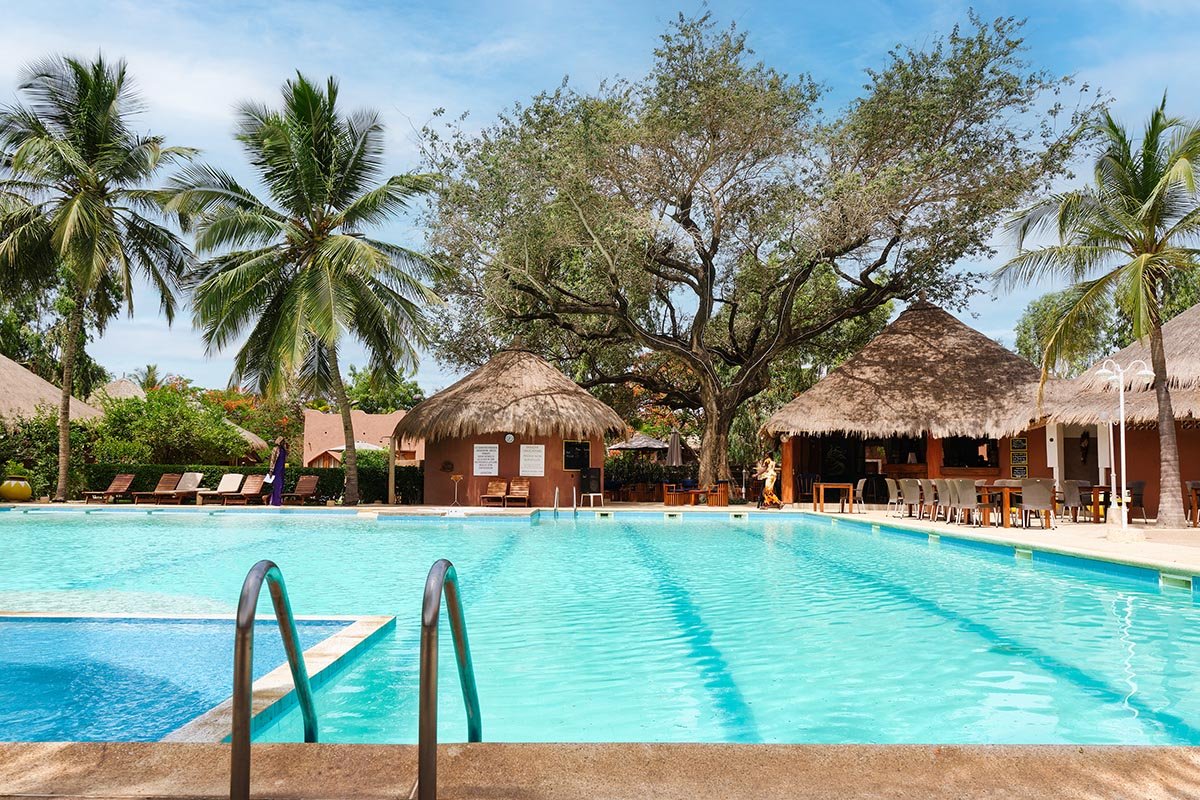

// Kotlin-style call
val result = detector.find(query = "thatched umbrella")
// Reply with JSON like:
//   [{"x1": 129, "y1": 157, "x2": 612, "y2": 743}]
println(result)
[
  {"x1": 609, "y1": 431, "x2": 669, "y2": 453},
  {"x1": 394, "y1": 348, "x2": 625, "y2": 441},
  {"x1": 762, "y1": 302, "x2": 1047, "y2": 439},
  {"x1": 1043, "y1": 301, "x2": 1200, "y2": 426},
  {"x1": 0, "y1": 353, "x2": 102, "y2": 424}
]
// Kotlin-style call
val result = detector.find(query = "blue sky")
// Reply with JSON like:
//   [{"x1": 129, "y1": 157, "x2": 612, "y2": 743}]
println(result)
[{"x1": 2, "y1": 0, "x2": 1195, "y2": 391}]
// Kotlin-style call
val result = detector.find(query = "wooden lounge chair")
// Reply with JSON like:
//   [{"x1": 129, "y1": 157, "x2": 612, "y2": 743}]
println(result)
[
  {"x1": 283, "y1": 474, "x2": 320, "y2": 505},
  {"x1": 223, "y1": 474, "x2": 266, "y2": 505},
  {"x1": 132, "y1": 474, "x2": 182, "y2": 505},
  {"x1": 165, "y1": 472, "x2": 206, "y2": 504},
  {"x1": 705, "y1": 481, "x2": 730, "y2": 507},
  {"x1": 83, "y1": 473, "x2": 135, "y2": 504},
  {"x1": 505, "y1": 477, "x2": 530, "y2": 508},
  {"x1": 197, "y1": 474, "x2": 244, "y2": 505},
  {"x1": 480, "y1": 479, "x2": 507, "y2": 507}
]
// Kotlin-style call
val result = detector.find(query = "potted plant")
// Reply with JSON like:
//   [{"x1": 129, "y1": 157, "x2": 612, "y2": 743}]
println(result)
[{"x1": 0, "y1": 462, "x2": 34, "y2": 502}]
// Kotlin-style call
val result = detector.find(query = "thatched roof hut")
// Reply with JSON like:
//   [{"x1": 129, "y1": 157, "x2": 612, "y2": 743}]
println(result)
[
  {"x1": 88, "y1": 377, "x2": 145, "y2": 404},
  {"x1": 762, "y1": 302, "x2": 1047, "y2": 439},
  {"x1": 0, "y1": 353, "x2": 102, "y2": 424},
  {"x1": 1044, "y1": 301, "x2": 1200, "y2": 426},
  {"x1": 394, "y1": 348, "x2": 624, "y2": 442}
]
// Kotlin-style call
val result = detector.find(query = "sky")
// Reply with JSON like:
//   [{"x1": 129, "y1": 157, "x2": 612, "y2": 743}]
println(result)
[{"x1": 1, "y1": 0, "x2": 1196, "y2": 392}]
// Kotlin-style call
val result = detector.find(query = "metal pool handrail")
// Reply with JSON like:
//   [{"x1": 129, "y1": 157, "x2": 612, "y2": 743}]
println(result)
[
  {"x1": 230, "y1": 560, "x2": 318, "y2": 800},
  {"x1": 419, "y1": 558, "x2": 482, "y2": 800}
]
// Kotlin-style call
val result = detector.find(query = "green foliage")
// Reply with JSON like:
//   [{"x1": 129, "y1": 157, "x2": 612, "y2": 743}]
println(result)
[
  {"x1": 3, "y1": 460, "x2": 31, "y2": 478},
  {"x1": 92, "y1": 383, "x2": 250, "y2": 464},
  {"x1": 603, "y1": 452, "x2": 696, "y2": 487},
  {"x1": 0, "y1": 411, "x2": 93, "y2": 497},
  {"x1": 344, "y1": 364, "x2": 424, "y2": 413},
  {"x1": 200, "y1": 387, "x2": 303, "y2": 463},
  {"x1": 423, "y1": 12, "x2": 1098, "y2": 481},
  {"x1": 1014, "y1": 290, "x2": 1120, "y2": 378}
]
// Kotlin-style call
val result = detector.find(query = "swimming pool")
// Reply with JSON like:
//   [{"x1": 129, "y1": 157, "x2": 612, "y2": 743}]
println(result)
[
  {"x1": 2, "y1": 509, "x2": 1199, "y2": 745},
  {"x1": 0, "y1": 616, "x2": 347, "y2": 741}
]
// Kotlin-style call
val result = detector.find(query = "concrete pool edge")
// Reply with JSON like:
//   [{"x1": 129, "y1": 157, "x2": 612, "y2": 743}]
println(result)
[
  {"x1": 163, "y1": 614, "x2": 395, "y2": 743},
  {"x1": 2, "y1": 742, "x2": 1200, "y2": 799}
]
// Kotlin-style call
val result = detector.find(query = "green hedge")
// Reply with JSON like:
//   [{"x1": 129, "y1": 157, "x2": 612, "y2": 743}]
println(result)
[{"x1": 85, "y1": 463, "x2": 425, "y2": 504}]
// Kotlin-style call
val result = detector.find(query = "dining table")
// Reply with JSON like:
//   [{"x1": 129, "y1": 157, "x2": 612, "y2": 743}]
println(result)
[
  {"x1": 977, "y1": 485, "x2": 1019, "y2": 528},
  {"x1": 1082, "y1": 486, "x2": 1111, "y2": 524},
  {"x1": 812, "y1": 482, "x2": 855, "y2": 513}
]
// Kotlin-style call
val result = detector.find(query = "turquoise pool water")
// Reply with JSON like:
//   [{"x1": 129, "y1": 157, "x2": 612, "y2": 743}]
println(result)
[
  {"x1": 0, "y1": 617, "x2": 346, "y2": 741},
  {"x1": 1, "y1": 509, "x2": 1199, "y2": 745}
]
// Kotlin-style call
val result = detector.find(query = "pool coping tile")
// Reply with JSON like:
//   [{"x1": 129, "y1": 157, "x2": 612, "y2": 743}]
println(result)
[{"x1": 162, "y1": 614, "x2": 395, "y2": 743}]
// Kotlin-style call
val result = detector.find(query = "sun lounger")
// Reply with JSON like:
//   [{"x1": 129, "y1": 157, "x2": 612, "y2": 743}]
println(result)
[
  {"x1": 197, "y1": 473, "x2": 244, "y2": 505},
  {"x1": 223, "y1": 474, "x2": 266, "y2": 505},
  {"x1": 132, "y1": 474, "x2": 182, "y2": 505},
  {"x1": 505, "y1": 477, "x2": 530, "y2": 508},
  {"x1": 282, "y1": 474, "x2": 320, "y2": 505},
  {"x1": 82, "y1": 473, "x2": 135, "y2": 504},
  {"x1": 480, "y1": 479, "x2": 506, "y2": 507},
  {"x1": 163, "y1": 472, "x2": 206, "y2": 504}
]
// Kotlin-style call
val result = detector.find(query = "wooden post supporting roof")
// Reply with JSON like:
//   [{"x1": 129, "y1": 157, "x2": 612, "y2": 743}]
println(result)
[{"x1": 780, "y1": 436, "x2": 794, "y2": 505}]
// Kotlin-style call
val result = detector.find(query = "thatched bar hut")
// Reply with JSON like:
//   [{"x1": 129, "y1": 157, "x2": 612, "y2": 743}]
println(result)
[
  {"x1": 1042, "y1": 301, "x2": 1200, "y2": 517},
  {"x1": 392, "y1": 348, "x2": 624, "y2": 506},
  {"x1": 761, "y1": 303, "x2": 1053, "y2": 503}
]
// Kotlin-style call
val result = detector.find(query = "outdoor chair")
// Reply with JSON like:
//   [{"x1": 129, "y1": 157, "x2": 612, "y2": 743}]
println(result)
[
  {"x1": 899, "y1": 479, "x2": 923, "y2": 518},
  {"x1": 917, "y1": 478, "x2": 939, "y2": 520},
  {"x1": 852, "y1": 478, "x2": 867, "y2": 513},
  {"x1": 505, "y1": 477, "x2": 531, "y2": 508},
  {"x1": 83, "y1": 473, "x2": 135, "y2": 504},
  {"x1": 706, "y1": 481, "x2": 730, "y2": 507},
  {"x1": 480, "y1": 480, "x2": 507, "y2": 507},
  {"x1": 884, "y1": 478, "x2": 902, "y2": 517},
  {"x1": 932, "y1": 479, "x2": 953, "y2": 522},
  {"x1": 1128, "y1": 480, "x2": 1148, "y2": 524},
  {"x1": 953, "y1": 479, "x2": 982, "y2": 526},
  {"x1": 165, "y1": 472, "x2": 207, "y2": 504},
  {"x1": 283, "y1": 474, "x2": 320, "y2": 505},
  {"x1": 223, "y1": 474, "x2": 266, "y2": 505},
  {"x1": 197, "y1": 473, "x2": 244, "y2": 505},
  {"x1": 132, "y1": 474, "x2": 182, "y2": 505},
  {"x1": 1187, "y1": 481, "x2": 1200, "y2": 524},
  {"x1": 1060, "y1": 480, "x2": 1089, "y2": 522},
  {"x1": 1020, "y1": 479, "x2": 1055, "y2": 529}
]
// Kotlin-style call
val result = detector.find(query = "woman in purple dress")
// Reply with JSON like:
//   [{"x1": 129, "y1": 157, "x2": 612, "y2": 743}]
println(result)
[{"x1": 268, "y1": 437, "x2": 287, "y2": 507}]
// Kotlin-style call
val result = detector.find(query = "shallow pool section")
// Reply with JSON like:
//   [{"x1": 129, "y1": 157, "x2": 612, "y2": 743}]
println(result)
[
  {"x1": 4, "y1": 510, "x2": 1200, "y2": 745},
  {"x1": 0, "y1": 616, "x2": 346, "y2": 741}
]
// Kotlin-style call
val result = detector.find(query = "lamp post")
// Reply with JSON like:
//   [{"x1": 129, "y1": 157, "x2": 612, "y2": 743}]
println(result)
[{"x1": 1094, "y1": 358, "x2": 1155, "y2": 531}]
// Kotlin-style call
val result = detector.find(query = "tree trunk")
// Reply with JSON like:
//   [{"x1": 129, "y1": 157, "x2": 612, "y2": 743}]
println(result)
[
  {"x1": 54, "y1": 300, "x2": 86, "y2": 502},
  {"x1": 327, "y1": 347, "x2": 360, "y2": 506},
  {"x1": 697, "y1": 390, "x2": 736, "y2": 486},
  {"x1": 1149, "y1": 324, "x2": 1186, "y2": 528}
]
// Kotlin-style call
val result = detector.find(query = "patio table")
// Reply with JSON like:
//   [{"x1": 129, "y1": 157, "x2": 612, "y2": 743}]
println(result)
[
  {"x1": 977, "y1": 485, "x2": 1018, "y2": 528},
  {"x1": 813, "y1": 482, "x2": 854, "y2": 513},
  {"x1": 1082, "y1": 486, "x2": 1110, "y2": 524}
]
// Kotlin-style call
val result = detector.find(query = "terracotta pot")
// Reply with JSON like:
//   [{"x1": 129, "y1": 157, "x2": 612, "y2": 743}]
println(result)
[{"x1": 0, "y1": 476, "x2": 33, "y2": 502}]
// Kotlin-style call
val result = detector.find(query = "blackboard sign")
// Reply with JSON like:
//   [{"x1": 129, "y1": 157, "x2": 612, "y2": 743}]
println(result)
[{"x1": 563, "y1": 440, "x2": 590, "y2": 471}]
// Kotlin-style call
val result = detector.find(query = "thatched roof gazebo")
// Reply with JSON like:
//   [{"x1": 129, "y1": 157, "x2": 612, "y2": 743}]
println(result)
[
  {"x1": 762, "y1": 302, "x2": 1047, "y2": 440},
  {"x1": 394, "y1": 348, "x2": 624, "y2": 506},
  {"x1": 0, "y1": 353, "x2": 102, "y2": 424},
  {"x1": 608, "y1": 431, "x2": 669, "y2": 453}
]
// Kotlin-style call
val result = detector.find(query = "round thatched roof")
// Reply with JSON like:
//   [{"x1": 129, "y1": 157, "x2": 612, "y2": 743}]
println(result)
[
  {"x1": 1043, "y1": 300, "x2": 1200, "y2": 426},
  {"x1": 88, "y1": 377, "x2": 146, "y2": 404},
  {"x1": 0, "y1": 353, "x2": 102, "y2": 423},
  {"x1": 761, "y1": 302, "x2": 1045, "y2": 440},
  {"x1": 394, "y1": 348, "x2": 625, "y2": 442}
]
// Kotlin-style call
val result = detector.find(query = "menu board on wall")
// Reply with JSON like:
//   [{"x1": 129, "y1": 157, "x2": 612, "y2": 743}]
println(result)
[
  {"x1": 473, "y1": 444, "x2": 499, "y2": 476},
  {"x1": 519, "y1": 444, "x2": 545, "y2": 477}
]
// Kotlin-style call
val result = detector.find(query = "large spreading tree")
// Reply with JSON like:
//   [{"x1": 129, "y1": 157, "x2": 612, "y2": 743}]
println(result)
[{"x1": 423, "y1": 14, "x2": 1098, "y2": 483}]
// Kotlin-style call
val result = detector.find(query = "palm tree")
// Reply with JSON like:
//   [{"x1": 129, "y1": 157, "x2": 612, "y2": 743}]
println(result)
[
  {"x1": 0, "y1": 55, "x2": 193, "y2": 500},
  {"x1": 997, "y1": 99, "x2": 1200, "y2": 528},
  {"x1": 133, "y1": 363, "x2": 161, "y2": 390},
  {"x1": 167, "y1": 74, "x2": 442, "y2": 505}
]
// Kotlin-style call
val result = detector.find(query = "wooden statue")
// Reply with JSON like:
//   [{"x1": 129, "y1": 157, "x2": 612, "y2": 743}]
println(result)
[{"x1": 756, "y1": 457, "x2": 781, "y2": 509}]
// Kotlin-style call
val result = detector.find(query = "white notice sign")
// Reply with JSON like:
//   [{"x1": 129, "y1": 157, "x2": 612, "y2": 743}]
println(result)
[
  {"x1": 519, "y1": 444, "x2": 545, "y2": 477},
  {"x1": 473, "y1": 444, "x2": 499, "y2": 476}
]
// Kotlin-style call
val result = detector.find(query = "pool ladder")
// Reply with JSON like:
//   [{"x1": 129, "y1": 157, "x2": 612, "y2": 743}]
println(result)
[{"x1": 227, "y1": 559, "x2": 481, "y2": 800}]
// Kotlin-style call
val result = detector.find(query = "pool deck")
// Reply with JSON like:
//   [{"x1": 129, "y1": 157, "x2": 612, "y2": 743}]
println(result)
[{"x1": 2, "y1": 741, "x2": 1200, "y2": 799}]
